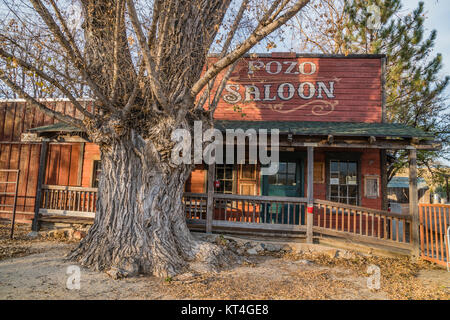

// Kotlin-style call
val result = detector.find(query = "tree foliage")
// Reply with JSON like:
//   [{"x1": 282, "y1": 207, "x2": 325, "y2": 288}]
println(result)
[{"x1": 294, "y1": 0, "x2": 450, "y2": 180}]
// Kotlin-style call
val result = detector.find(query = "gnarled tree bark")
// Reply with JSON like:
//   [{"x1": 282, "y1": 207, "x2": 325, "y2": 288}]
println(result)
[{"x1": 68, "y1": 119, "x2": 229, "y2": 277}]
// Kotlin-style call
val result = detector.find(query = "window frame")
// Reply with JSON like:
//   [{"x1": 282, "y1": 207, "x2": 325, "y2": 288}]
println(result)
[
  {"x1": 215, "y1": 164, "x2": 236, "y2": 194},
  {"x1": 325, "y1": 152, "x2": 362, "y2": 206},
  {"x1": 364, "y1": 175, "x2": 380, "y2": 199},
  {"x1": 91, "y1": 159, "x2": 101, "y2": 188}
]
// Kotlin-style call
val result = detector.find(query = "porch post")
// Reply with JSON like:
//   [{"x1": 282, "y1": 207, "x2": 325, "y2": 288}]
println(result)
[
  {"x1": 307, "y1": 146, "x2": 314, "y2": 243},
  {"x1": 32, "y1": 140, "x2": 48, "y2": 232},
  {"x1": 206, "y1": 163, "x2": 215, "y2": 234},
  {"x1": 380, "y1": 149, "x2": 388, "y2": 210},
  {"x1": 408, "y1": 148, "x2": 420, "y2": 256}
]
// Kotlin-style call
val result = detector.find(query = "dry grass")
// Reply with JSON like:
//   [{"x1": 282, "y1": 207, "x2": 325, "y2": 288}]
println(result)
[
  {"x1": 282, "y1": 251, "x2": 450, "y2": 300},
  {"x1": 0, "y1": 222, "x2": 39, "y2": 261},
  {"x1": 1, "y1": 222, "x2": 448, "y2": 300},
  {"x1": 160, "y1": 266, "x2": 358, "y2": 300}
]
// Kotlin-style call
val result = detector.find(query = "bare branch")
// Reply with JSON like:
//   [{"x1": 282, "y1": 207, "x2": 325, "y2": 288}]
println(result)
[
  {"x1": 196, "y1": 0, "x2": 250, "y2": 110},
  {"x1": 0, "y1": 48, "x2": 93, "y2": 119},
  {"x1": 29, "y1": 0, "x2": 115, "y2": 112},
  {"x1": 209, "y1": 61, "x2": 238, "y2": 118},
  {"x1": 111, "y1": 0, "x2": 125, "y2": 101},
  {"x1": 191, "y1": 0, "x2": 310, "y2": 97},
  {"x1": 126, "y1": 0, "x2": 169, "y2": 109},
  {"x1": 0, "y1": 71, "x2": 84, "y2": 128}
]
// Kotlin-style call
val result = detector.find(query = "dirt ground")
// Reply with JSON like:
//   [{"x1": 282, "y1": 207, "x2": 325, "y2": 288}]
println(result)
[{"x1": 0, "y1": 223, "x2": 449, "y2": 300}]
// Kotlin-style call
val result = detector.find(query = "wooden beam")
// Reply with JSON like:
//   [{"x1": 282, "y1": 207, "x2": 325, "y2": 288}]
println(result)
[
  {"x1": 77, "y1": 142, "x2": 85, "y2": 186},
  {"x1": 32, "y1": 141, "x2": 48, "y2": 232},
  {"x1": 380, "y1": 149, "x2": 388, "y2": 210},
  {"x1": 280, "y1": 140, "x2": 440, "y2": 150},
  {"x1": 39, "y1": 208, "x2": 95, "y2": 218},
  {"x1": 206, "y1": 163, "x2": 215, "y2": 234},
  {"x1": 313, "y1": 227, "x2": 413, "y2": 252},
  {"x1": 409, "y1": 148, "x2": 420, "y2": 257},
  {"x1": 306, "y1": 146, "x2": 314, "y2": 243}
]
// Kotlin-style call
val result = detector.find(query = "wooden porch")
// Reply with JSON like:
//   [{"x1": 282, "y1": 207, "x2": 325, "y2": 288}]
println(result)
[{"x1": 36, "y1": 184, "x2": 414, "y2": 254}]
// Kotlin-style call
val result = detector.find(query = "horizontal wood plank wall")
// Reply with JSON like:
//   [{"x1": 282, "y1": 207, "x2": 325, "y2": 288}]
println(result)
[
  {"x1": 45, "y1": 143, "x2": 81, "y2": 186},
  {"x1": 210, "y1": 57, "x2": 382, "y2": 122},
  {"x1": 81, "y1": 143, "x2": 100, "y2": 188},
  {"x1": 0, "y1": 101, "x2": 88, "y2": 223},
  {"x1": 309, "y1": 148, "x2": 382, "y2": 210}
]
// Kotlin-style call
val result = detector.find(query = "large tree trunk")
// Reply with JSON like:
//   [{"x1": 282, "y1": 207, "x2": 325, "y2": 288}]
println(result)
[{"x1": 67, "y1": 130, "x2": 226, "y2": 277}]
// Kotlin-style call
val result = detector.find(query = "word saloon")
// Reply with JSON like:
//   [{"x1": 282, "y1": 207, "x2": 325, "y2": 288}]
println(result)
[{"x1": 222, "y1": 60, "x2": 336, "y2": 104}]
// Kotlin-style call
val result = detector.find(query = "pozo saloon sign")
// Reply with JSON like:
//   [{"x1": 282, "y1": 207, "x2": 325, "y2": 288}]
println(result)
[{"x1": 222, "y1": 60, "x2": 339, "y2": 115}]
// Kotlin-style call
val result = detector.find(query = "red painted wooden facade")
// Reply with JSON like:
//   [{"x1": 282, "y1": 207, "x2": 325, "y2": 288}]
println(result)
[
  {"x1": 0, "y1": 101, "x2": 97, "y2": 223},
  {"x1": 210, "y1": 54, "x2": 382, "y2": 122},
  {"x1": 0, "y1": 54, "x2": 386, "y2": 223}
]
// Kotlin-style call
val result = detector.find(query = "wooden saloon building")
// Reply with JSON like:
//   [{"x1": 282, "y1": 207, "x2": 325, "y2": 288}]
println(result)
[{"x1": 0, "y1": 53, "x2": 441, "y2": 255}]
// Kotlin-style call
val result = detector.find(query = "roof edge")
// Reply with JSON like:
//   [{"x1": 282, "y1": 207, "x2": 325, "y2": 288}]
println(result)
[{"x1": 208, "y1": 53, "x2": 386, "y2": 59}]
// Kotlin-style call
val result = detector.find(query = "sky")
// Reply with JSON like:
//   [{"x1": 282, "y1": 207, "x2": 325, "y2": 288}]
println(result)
[
  {"x1": 402, "y1": 0, "x2": 450, "y2": 94},
  {"x1": 402, "y1": 0, "x2": 450, "y2": 166},
  {"x1": 403, "y1": 0, "x2": 450, "y2": 166}
]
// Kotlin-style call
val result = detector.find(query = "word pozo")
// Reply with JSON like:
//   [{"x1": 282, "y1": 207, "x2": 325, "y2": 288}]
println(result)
[
  {"x1": 171, "y1": 121, "x2": 279, "y2": 175},
  {"x1": 223, "y1": 60, "x2": 335, "y2": 104}
]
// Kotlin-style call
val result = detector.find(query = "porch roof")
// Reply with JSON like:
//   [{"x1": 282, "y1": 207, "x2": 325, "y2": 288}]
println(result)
[
  {"x1": 27, "y1": 120, "x2": 433, "y2": 140},
  {"x1": 214, "y1": 120, "x2": 434, "y2": 139}
]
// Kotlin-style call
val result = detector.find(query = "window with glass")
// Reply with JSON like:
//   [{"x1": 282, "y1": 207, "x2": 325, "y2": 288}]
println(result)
[
  {"x1": 92, "y1": 160, "x2": 101, "y2": 188},
  {"x1": 215, "y1": 164, "x2": 234, "y2": 194},
  {"x1": 268, "y1": 162, "x2": 297, "y2": 186},
  {"x1": 329, "y1": 160, "x2": 358, "y2": 205}
]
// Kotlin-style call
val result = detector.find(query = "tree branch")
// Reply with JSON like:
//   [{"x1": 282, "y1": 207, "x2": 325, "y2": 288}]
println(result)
[
  {"x1": 191, "y1": 0, "x2": 310, "y2": 97},
  {"x1": 111, "y1": 0, "x2": 125, "y2": 102},
  {"x1": 196, "y1": 0, "x2": 250, "y2": 110},
  {"x1": 126, "y1": 0, "x2": 169, "y2": 109},
  {"x1": 0, "y1": 48, "x2": 93, "y2": 119},
  {"x1": 0, "y1": 71, "x2": 84, "y2": 128},
  {"x1": 30, "y1": 0, "x2": 115, "y2": 112}
]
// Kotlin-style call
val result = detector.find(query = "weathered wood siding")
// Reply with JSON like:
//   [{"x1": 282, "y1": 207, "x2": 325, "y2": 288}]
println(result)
[
  {"x1": 210, "y1": 55, "x2": 382, "y2": 122},
  {"x1": 312, "y1": 148, "x2": 382, "y2": 210},
  {"x1": 0, "y1": 101, "x2": 87, "y2": 223}
]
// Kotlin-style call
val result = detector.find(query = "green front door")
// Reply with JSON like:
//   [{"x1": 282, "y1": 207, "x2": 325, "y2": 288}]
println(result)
[{"x1": 261, "y1": 152, "x2": 304, "y2": 225}]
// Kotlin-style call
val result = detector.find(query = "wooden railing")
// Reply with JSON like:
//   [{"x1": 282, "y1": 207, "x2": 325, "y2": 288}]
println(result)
[
  {"x1": 38, "y1": 187, "x2": 414, "y2": 252},
  {"x1": 185, "y1": 192, "x2": 308, "y2": 232},
  {"x1": 40, "y1": 185, "x2": 97, "y2": 218},
  {"x1": 419, "y1": 203, "x2": 449, "y2": 267},
  {"x1": 314, "y1": 199, "x2": 412, "y2": 246},
  {"x1": 184, "y1": 193, "x2": 207, "y2": 220}
]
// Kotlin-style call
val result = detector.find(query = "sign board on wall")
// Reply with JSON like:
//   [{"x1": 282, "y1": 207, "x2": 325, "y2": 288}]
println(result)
[{"x1": 210, "y1": 55, "x2": 383, "y2": 123}]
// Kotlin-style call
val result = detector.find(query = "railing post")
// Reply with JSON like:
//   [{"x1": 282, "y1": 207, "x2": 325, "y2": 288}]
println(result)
[
  {"x1": 206, "y1": 163, "x2": 215, "y2": 234},
  {"x1": 32, "y1": 141, "x2": 48, "y2": 232},
  {"x1": 307, "y1": 146, "x2": 314, "y2": 243},
  {"x1": 409, "y1": 148, "x2": 420, "y2": 256}
]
